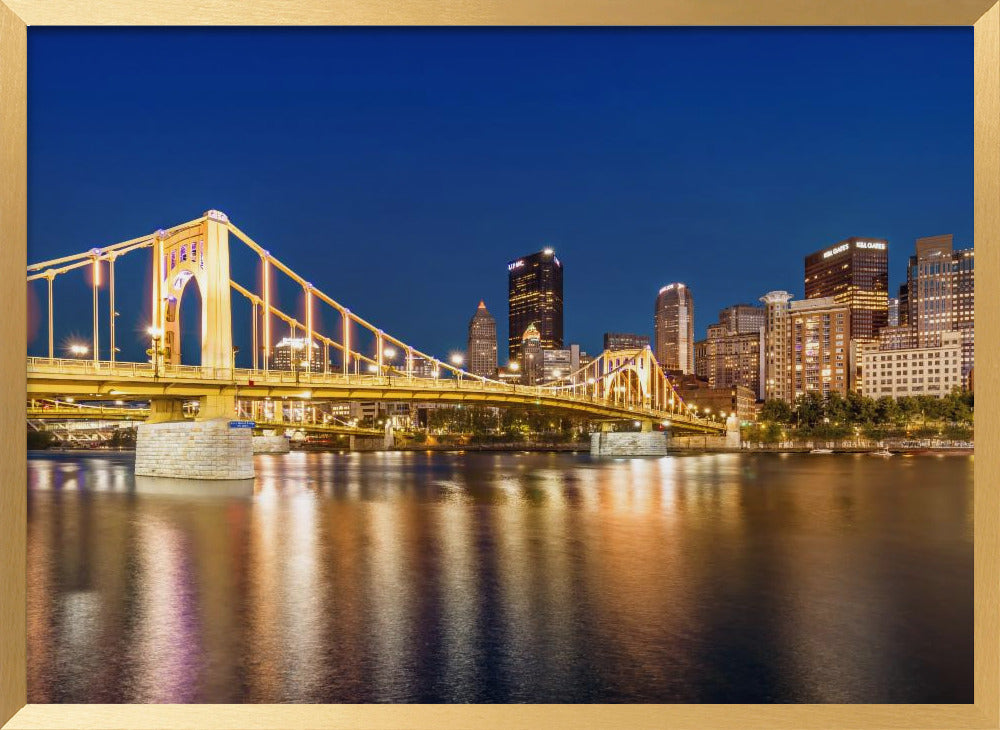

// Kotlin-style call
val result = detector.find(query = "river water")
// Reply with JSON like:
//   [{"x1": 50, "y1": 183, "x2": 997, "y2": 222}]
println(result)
[{"x1": 26, "y1": 450, "x2": 973, "y2": 703}]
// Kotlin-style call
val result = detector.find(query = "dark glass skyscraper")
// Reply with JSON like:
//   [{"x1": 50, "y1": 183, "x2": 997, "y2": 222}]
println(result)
[
  {"x1": 507, "y1": 248, "x2": 563, "y2": 364},
  {"x1": 804, "y1": 237, "x2": 889, "y2": 341}
]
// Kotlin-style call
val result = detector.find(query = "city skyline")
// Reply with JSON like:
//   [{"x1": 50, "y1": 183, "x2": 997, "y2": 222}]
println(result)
[{"x1": 27, "y1": 27, "x2": 971, "y2": 363}]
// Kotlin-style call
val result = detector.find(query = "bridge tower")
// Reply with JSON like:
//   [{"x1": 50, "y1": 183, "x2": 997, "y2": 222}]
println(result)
[
  {"x1": 137, "y1": 210, "x2": 252, "y2": 480},
  {"x1": 152, "y1": 210, "x2": 234, "y2": 370}
]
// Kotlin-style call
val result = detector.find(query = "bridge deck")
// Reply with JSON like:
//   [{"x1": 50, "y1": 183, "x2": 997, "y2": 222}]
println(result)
[{"x1": 27, "y1": 358, "x2": 726, "y2": 435}]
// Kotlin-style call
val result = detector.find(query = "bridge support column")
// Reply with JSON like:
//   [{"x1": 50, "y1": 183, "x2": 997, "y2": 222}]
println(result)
[
  {"x1": 197, "y1": 394, "x2": 236, "y2": 420},
  {"x1": 147, "y1": 398, "x2": 185, "y2": 423},
  {"x1": 590, "y1": 430, "x2": 667, "y2": 457},
  {"x1": 136, "y1": 393, "x2": 252, "y2": 480}
]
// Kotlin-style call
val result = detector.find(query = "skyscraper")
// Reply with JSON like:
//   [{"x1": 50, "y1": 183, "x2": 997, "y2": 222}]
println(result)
[
  {"x1": 904, "y1": 234, "x2": 974, "y2": 381},
  {"x1": 466, "y1": 300, "x2": 497, "y2": 378},
  {"x1": 760, "y1": 291, "x2": 793, "y2": 402},
  {"x1": 654, "y1": 283, "x2": 694, "y2": 373},
  {"x1": 804, "y1": 237, "x2": 888, "y2": 340},
  {"x1": 507, "y1": 248, "x2": 563, "y2": 364}
]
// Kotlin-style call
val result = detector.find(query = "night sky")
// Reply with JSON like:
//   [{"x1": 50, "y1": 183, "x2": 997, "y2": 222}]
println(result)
[{"x1": 27, "y1": 28, "x2": 972, "y2": 366}]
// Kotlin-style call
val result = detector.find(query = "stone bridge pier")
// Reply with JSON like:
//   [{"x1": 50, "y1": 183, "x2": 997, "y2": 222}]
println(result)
[
  {"x1": 135, "y1": 394, "x2": 255, "y2": 480},
  {"x1": 590, "y1": 420, "x2": 668, "y2": 456}
]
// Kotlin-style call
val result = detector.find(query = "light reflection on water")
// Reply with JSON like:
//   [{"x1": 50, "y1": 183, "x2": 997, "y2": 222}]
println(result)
[{"x1": 27, "y1": 450, "x2": 972, "y2": 703}]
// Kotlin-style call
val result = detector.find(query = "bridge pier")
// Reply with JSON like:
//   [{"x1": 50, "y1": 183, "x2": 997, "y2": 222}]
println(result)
[
  {"x1": 590, "y1": 430, "x2": 668, "y2": 457},
  {"x1": 135, "y1": 395, "x2": 254, "y2": 480}
]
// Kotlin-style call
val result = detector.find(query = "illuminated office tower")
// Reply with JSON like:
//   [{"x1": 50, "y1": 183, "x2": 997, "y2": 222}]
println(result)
[
  {"x1": 804, "y1": 237, "x2": 888, "y2": 341},
  {"x1": 467, "y1": 300, "x2": 497, "y2": 378},
  {"x1": 654, "y1": 283, "x2": 694, "y2": 373},
  {"x1": 507, "y1": 248, "x2": 563, "y2": 364},
  {"x1": 904, "y1": 234, "x2": 974, "y2": 382}
]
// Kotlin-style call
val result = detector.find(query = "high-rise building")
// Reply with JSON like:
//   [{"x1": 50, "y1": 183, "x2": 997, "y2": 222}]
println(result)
[
  {"x1": 270, "y1": 337, "x2": 323, "y2": 372},
  {"x1": 520, "y1": 323, "x2": 544, "y2": 385},
  {"x1": 603, "y1": 332, "x2": 650, "y2": 352},
  {"x1": 760, "y1": 292, "x2": 851, "y2": 402},
  {"x1": 804, "y1": 237, "x2": 888, "y2": 341},
  {"x1": 466, "y1": 300, "x2": 497, "y2": 378},
  {"x1": 507, "y1": 248, "x2": 563, "y2": 364},
  {"x1": 888, "y1": 297, "x2": 900, "y2": 327},
  {"x1": 760, "y1": 291, "x2": 793, "y2": 403},
  {"x1": 717, "y1": 303, "x2": 766, "y2": 335},
  {"x1": 905, "y1": 235, "x2": 974, "y2": 381},
  {"x1": 787, "y1": 297, "x2": 851, "y2": 399},
  {"x1": 695, "y1": 330, "x2": 764, "y2": 400},
  {"x1": 654, "y1": 283, "x2": 694, "y2": 373}
]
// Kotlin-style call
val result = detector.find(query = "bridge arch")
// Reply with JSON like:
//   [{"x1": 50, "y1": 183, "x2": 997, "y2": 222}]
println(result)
[{"x1": 153, "y1": 211, "x2": 233, "y2": 368}]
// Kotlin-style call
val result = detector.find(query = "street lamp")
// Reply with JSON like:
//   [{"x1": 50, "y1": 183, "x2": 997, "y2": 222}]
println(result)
[
  {"x1": 450, "y1": 353, "x2": 464, "y2": 366},
  {"x1": 69, "y1": 343, "x2": 89, "y2": 358},
  {"x1": 146, "y1": 326, "x2": 164, "y2": 378}
]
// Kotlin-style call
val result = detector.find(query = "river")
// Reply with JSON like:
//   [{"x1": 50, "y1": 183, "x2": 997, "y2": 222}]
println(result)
[{"x1": 26, "y1": 450, "x2": 973, "y2": 703}]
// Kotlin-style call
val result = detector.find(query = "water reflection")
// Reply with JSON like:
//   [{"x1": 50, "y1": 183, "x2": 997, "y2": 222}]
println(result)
[{"x1": 26, "y1": 451, "x2": 973, "y2": 703}]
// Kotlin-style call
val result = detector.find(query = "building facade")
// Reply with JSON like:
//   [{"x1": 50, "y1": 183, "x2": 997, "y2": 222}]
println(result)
[
  {"x1": 695, "y1": 330, "x2": 764, "y2": 400},
  {"x1": 507, "y1": 248, "x2": 563, "y2": 363},
  {"x1": 888, "y1": 297, "x2": 900, "y2": 327},
  {"x1": 760, "y1": 292, "x2": 851, "y2": 403},
  {"x1": 654, "y1": 283, "x2": 694, "y2": 373},
  {"x1": 861, "y1": 331, "x2": 963, "y2": 399},
  {"x1": 270, "y1": 337, "x2": 323, "y2": 372},
  {"x1": 466, "y1": 300, "x2": 498, "y2": 378},
  {"x1": 804, "y1": 237, "x2": 888, "y2": 341},
  {"x1": 787, "y1": 297, "x2": 851, "y2": 399},
  {"x1": 673, "y1": 375, "x2": 758, "y2": 425},
  {"x1": 760, "y1": 291, "x2": 793, "y2": 403},
  {"x1": 603, "y1": 332, "x2": 650, "y2": 352},
  {"x1": 905, "y1": 235, "x2": 974, "y2": 382},
  {"x1": 520, "y1": 323, "x2": 544, "y2": 385},
  {"x1": 717, "y1": 303, "x2": 766, "y2": 335}
]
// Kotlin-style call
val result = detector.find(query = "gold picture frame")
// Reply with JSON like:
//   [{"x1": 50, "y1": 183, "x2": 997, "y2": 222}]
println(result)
[{"x1": 1, "y1": 2, "x2": 997, "y2": 727}]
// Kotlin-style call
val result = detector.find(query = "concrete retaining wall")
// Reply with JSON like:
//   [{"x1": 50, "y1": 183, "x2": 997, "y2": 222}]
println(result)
[
  {"x1": 253, "y1": 434, "x2": 290, "y2": 454},
  {"x1": 136, "y1": 418, "x2": 254, "y2": 480},
  {"x1": 590, "y1": 431, "x2": 668, "y2": 457}
]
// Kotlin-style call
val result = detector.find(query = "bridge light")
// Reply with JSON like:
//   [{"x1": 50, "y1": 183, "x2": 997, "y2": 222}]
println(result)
[
  {"x1": 450, "y1": 353, "x2": 464, "y2": 366},
  {"x1": 65, "y1": 397, "x2": 74, "y2": 403},
  {"x1": 147, "y1": 326, "x2": 163, "y2": 338},
  {"x1": 587, "y1": 377, "x2": 595, "y2": 385},
  {"x1": 367, "y1": 364, "x2": 378, "y2": 373},
  {"x1": 508, "y1": 362, "x2": 520, "y2": 372},
  {"x1": 115, "y1": 400, "x2": 124, "y2": 406},
  {"x1": 383, "y1": 347, "x2": 396, "y2": 359},
  {"x1": 69, "y1": 343, "x2": 89, "y2": 357},
  {"x1": 552, "y1": 369, "x2": 561, "y2": 378}
]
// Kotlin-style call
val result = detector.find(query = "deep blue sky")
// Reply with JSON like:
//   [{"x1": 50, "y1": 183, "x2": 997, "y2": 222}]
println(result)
[{"x1": 27, "y1": 28, "x2": 972, "y2": 365}]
